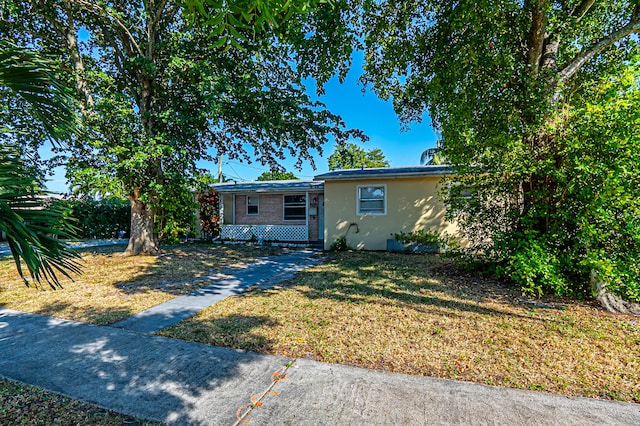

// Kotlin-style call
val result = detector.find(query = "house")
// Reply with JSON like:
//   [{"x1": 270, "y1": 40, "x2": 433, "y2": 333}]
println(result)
[
  {"x1": 314, "y1": 166, "x2": 457, "y2": 250},
  {"x1": 209, "y1": 180, "x2": 325, "y2": 245},
  {"x1": 207, "y1": 166, "x2": 458, "y2": 250}
]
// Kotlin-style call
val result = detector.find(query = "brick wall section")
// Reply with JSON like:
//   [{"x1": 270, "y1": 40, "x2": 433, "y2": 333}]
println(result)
[
  {"x1": 232, "y1": 193, "x2": 323, "y2": 241},
  {"x1": 235, "y1": 194, "x2": 286, "y2": 225}
]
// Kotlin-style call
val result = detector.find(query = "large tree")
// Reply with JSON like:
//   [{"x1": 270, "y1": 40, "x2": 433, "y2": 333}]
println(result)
[
  {"x1": 4, "y1": 1, "x2": 363, "y2": 255},
  {"x1": 327, "y1": 142, "x2": 389, "y2": 170},
  {"x1": 356, "y1": 1, "x2": 640, "y2": 306}
]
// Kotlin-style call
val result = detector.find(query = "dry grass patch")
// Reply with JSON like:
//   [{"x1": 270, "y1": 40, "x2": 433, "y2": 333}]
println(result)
[
  {"x1": 0, "y1": 243, "x2": 278, "y2": 324},
  {"x1": 161, "y1": 252, "x2": 640, "y2": 403},
  {"x1": 0, "y1": 377, "x2": 161, "y2": 425}
]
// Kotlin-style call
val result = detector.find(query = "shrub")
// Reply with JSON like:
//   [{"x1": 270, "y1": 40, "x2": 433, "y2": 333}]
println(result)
[
  {"x1": 392, "y1": 229, "x2": 461, "y2": 254},
  {"x1": 53, "y1": 197, "x2": 130, "y2": 239},
  {"x1": 198, "y1": 189, "x2": 220, "y2": 240},
  {"x1": 330, "y1": 235, "x2": 350, "y2": 251},
  {"x1": 496, "y1": 232, "x2": 570, "y2": 297}
]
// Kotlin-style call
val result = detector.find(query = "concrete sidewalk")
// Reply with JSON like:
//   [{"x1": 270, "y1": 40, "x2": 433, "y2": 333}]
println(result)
[
  {"x1": 111, "y1": 250, "x2": 320, "y2": 333},
  {"x1": 1, "y1": 309, "x2": 638, "y2": 425}
]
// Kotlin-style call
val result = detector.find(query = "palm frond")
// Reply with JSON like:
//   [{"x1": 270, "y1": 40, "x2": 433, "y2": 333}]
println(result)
[
  {"x1": 0, "y1": 42, "x2": 77, "y2": 142},
  {"x1": 0, "y1": 146, "x2": 82, "y2": 289},
  {"x1": 420, "y1": 148, "x2": 449, "y2": 165}
]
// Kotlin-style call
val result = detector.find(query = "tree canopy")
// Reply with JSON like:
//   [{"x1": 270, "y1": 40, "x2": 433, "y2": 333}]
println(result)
[
  {"x1": 354, "y1": 0, "x2": 640, "y2": 306},
  {"x1": 327, "y1": 142, "x2": 389, "y2": 170},
  {"x1": 256, "y1": 170, "x2": 298, "y2": 181},
  {"x1": 3, "y1": 0, "x2": 364, "y2": 255}
]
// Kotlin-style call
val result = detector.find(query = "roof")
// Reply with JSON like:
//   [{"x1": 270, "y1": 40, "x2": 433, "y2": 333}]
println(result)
[
  {"x1": 211, "y1": 180, "x2": 324, "y2": 194},
  {"x1": 313, "y1": 165, "x2": 453, "y2": 181}
]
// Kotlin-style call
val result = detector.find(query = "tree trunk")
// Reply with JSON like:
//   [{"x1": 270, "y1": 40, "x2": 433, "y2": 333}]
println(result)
[
  {"x1": 63, "y1": 5, "x2": 94, "y2": 113},
  {"x1": 591, "y1": 270, "x2": 640, "y2": 315},
  {"x1": 125, "y1": 191, "x2": 159, "y2": 256}
]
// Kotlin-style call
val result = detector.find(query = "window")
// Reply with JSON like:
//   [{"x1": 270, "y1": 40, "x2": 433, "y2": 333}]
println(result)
[
  {"x1": 284, "y1": 194, "x2": 306, "y2": 220},
  {"x1": 357, "y1": 185, "x2": 386, "y2": 215},
  {"x1": 448, "y1": 184, "x2": 478, "y2": 202},
  {"x1": 247, "y1": 196, "x2": 259, "y2": 215},
  {"x1": 447, "y1": 183, "x2": 480, "y2": 215}
]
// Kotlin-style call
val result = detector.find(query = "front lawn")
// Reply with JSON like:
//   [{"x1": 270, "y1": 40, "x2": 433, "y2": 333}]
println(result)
[
  {"x1": 0, "y1": 243, "x2": 278, "y2": 324},
  {"x1": 160, "y1": 251, "x2": 640, "y2": 402},
  {"x1": 0, "y1": 378, "x2": 161, "y2": 425}
]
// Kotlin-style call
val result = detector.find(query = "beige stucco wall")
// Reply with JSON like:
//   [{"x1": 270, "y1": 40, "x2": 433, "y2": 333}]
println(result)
[{"x1": 323, "y1": 177, "x2": 458, "y2": 251}]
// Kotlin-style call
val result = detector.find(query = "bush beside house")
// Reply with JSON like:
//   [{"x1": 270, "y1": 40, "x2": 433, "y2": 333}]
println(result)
[{"x1": 54, "y1": 197, "x2": 130, "y2": 239}]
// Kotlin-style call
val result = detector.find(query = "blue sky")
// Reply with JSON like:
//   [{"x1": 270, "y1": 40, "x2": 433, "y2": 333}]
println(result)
[{"x1": 45, "y1": 52, "x2": 438, "y2": 192}]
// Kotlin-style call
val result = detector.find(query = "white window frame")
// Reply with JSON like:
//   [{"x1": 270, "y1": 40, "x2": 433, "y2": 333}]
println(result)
[
  {"x1": 356, "y1": 184, "x2": 387, "y2": 216},
  {"x1": 283, "y1": 194, "x2": 306, "y2": 221},
  {"x1": 246, "y1": 195, "x2": 259, "y2": 216}
]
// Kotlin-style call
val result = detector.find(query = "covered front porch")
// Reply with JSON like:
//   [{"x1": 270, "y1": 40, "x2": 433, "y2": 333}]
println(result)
[{"x1": 211, "y1": 180, "x2": 325, "y2": 245}]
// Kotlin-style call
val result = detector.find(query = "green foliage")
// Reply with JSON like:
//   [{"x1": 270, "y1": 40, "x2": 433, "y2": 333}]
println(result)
[
  {"x1": 561, "y1": 65, "x2": 640, "y2": 302},
  {"x1": 154, "y1": 175, "x2": 197, "y2": 244},
  {"x1": 420, "y1": 147, "x2": 448, "y2": 165},
  {"x1": 0, "y1": 42, "x2": 81, "y2": 288},
  {"x1": 497, "y1": 232, "x2": 572, "y2": 298},
  {"x1": 256, "y1": 170, "x2": 298, "y2": 181},
  {"x1": 6, "y1": 1, "x2": 364, "y2": 254},
  {"x1": 328, "y1": 142, "x2": 389, "y2": 170},
  {"x1": 182, "y1": 0, "x2": 321, "y2": 50},
  {"x1": 0, "y1": 42, "x2": 75, "y2": 142},
  {"x1": 392, "y1": 229, "x2": 460, "y2": 254},
  {"x1": 54, "y1": 197, "x2": 130, "y2": 240},
  {"x1": 355, "y1": 1, "x2": 640, "y2": 302},
  {"x1": 393, "y1": 229, "x2": 440, "y2": 246},
  {"x1": 329, "y1": 235, "x2": 350, "y2": 251},
  {"x1": 0, "y1": 146, "x2": 81, "y2": 288},
  {"x1": 198, "y1": 189, "x2": 221, "y2": 240}
]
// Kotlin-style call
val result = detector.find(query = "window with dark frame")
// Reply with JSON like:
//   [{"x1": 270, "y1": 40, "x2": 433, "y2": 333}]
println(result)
[
  {"x1": 284, "y1": 194, "x2": 306, "y2": 220},
  {"x1": 358, "y1": 185, "x2": 385, "y2": 215},
  {"x1": 247, "y1": 196, "x2": 259, "y2": 215}
]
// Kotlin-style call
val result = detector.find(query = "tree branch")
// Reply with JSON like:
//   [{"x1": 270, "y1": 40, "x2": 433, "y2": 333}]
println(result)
[
  {"x1": 150, "y1": 0, "x2": 170, "y2": 33},
  {"x1": 558, "y1": 17, "x2": 640, "y2": 82},
  {"x1": 68, "y1": 0, "x2": 143, "y2": 56},
  {"x1": 157, "y1": 4, "x2": 180, "y2": 34},
  {"x1": 63, "y1": 4, "x2": 95, "y2": 112},
  {"x1": 570, "y1": 0, "x2": 596, "y2": 20},
  {"x1": 101, "y1": 28, "x2": 128, "y2": 81},
  {"x1": 526, "y1": 0, "x2": 550, "y2": 74}
]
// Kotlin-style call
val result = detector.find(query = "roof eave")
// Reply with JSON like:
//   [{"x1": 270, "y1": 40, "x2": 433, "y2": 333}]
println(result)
[
  {"x1": 315, "y1": 171, "x2": 453, "y2": 181},
  {"x1": 210, "y1": 181, "x2": 324, "y2": 194}
]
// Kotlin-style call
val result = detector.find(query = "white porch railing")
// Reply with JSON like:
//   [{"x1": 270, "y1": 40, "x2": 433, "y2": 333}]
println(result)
[{"x1": 220, "y1": 225, "x2": 308, "y2": 242}]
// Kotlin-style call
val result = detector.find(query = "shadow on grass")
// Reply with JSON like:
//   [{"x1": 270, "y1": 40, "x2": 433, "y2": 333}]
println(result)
[
  {"x1": 294, "y1": 252, "x2": 557, "y2": 321},
  {"x1": 164, "y1": 313, "x2": 279, "y2": 353},
  {"x1": 0, "y1": 242, "x2": 284, "y2": 325},
  {"x1": 30, "y1": 301, "x2": 135, "y2": 325}
]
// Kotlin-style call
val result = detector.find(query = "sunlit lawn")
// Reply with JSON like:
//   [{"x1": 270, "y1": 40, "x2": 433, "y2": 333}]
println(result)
[
  {"x1": 161, "y1": 251, "x2": 640, "y2": 403},
  {"x1": 0, "y1": 243, "x2": 278, "y2": 325}
]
